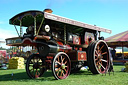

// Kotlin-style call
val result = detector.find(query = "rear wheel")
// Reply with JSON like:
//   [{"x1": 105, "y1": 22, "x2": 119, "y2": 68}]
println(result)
[
  {"x1": 87, "y1": 40, "x2": 110, "y2": 74},
  {"x1": 26, "y1": 54, "x2": 46, "y2": 78},
  {"x1": 52, "y1": 52, "x2": 71, "y2": 80}
]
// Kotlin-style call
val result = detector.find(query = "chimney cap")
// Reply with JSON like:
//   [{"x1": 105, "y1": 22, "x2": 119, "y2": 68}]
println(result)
[{"x1": 43, "y1": 9, "x2": 53, "y2": 13}]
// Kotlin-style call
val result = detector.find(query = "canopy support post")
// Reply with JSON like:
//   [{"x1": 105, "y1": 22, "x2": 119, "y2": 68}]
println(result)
[
  {"x1": 14, "y1": 25, "x2": 20, "y2": 37},
  {"x1": 20, "y1": 20, "x2": 23, "y2": 37},
  {"x1": 37, "y1": 17, "x2": 44, "y2": 35},
  {"x1": 64, "y1": 25, "x2": 66, "y2": 45},
  {"x1": 34, "y1": 17, "x2": 37, "y2": 36}
]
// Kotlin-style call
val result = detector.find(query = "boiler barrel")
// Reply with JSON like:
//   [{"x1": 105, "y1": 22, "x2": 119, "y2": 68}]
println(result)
[
  {"x1": 37, "y1": 44, "x2": 58, "y2": 57},
  {"x1": 37, "y1": 42, "x2": 72, "y2": 57}
]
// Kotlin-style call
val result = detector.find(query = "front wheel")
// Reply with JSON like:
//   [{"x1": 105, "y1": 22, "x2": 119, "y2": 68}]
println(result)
[
  {"x1": 87, "y1": 40, "x2": 110, "y2": 74},
  {"x1": 52, "y1": 52, "x2": 71, "y2": 80},
  {"x1": 26, "y1": 54, "x2": 46, "y2": 78}
]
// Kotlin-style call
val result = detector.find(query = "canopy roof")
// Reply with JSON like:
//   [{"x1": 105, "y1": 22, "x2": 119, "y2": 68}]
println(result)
[
  {"x1": 9, "y1": 10, "x2": 44, "y2": 26},
  {"x1": 9, "y1": 10, "x2": 111, "y2": 33},
  {"x1": 105, "y1": 30, "x2": 128, "y2": 47}
]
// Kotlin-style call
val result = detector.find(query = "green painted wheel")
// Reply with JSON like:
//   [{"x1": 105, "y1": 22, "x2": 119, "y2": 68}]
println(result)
[{"x1": 26, "y1": 54, "x2": 46, "y2": 78}]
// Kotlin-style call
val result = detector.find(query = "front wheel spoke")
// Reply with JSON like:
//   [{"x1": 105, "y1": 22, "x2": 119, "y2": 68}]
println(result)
[
  {"x1": 101, "y1": 59, "x2": 107, "y2": 62},
  {"x1": 36, "y1": 69, "x2": 39, "y2": 75},
  {"x1": 33, "y1": 58, "x2": 35, "y2": 63},
  {"x1": 30, "y1": 68, "x2": 34, "y2": 72},
  {"x1": 37, "y1": 59, "x2": 40, "y2": 63},
  {"x1": 35, "y1": 69, "x2": 40, "y2": 78},
  {"x1": 35, "y1": 59, "x2": 38, "y2": 63},
  {"x1": 30, "y1": 60, "x2": 33, "y2": 64},
  {"x1": 38, "y1": 58, "x2": 41, "y2": 62},
  {"x1": 32, "y1": 69, "x2": 35, "y2": 75},
  {"x1": 39, "y1": 65, "x2": 45, "y2": 68},
  {"x1": 34, "y1": 58, "x2": 36, "y2": 63},
  {"x1": 29, "y1": 64, "x2": 33, "y2": 67},
  {"x1": 30, "y1": 60, "x2": 34, "y2": 64}
]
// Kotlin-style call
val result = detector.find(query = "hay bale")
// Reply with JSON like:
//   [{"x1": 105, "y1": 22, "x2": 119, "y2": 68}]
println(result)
[{"x1": 8, "y1": 57, "x2": 25, "y2": 69}]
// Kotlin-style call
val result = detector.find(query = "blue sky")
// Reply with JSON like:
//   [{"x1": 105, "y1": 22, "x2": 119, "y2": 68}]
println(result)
[{"x1": 0, "y1": 0, "x2": 128, "y2": 48}]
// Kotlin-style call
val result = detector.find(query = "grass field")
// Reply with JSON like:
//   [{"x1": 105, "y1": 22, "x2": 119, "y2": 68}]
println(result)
[{"x1": 0, "y1": 65, "x2": 128, "y2": 85}]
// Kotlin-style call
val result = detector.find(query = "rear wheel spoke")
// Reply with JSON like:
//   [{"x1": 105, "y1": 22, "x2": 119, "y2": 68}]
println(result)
[
  {"x1": 99, "y1": 45, "x2": 104, "y2": 52},
  {"x1": 97, "y1": 45, "x2": 100, "y2": 52},
  {"x1": 60, "y1": 69, "x2": 63, "y2": 76},
  {"x1": 55, "y1": 67, "x2": 61, "y2": 72},
  {"x1": 64, "y1": 61, "x2": 67, "y2": 65},
  {"x1": 55, "y1": 65, "x2": 58, "y2": 68},
  {"x1": 57, "y1": 69, "x2": 60, "y2": 76},
  {"x1": 61, "y1": 56, "x2": 63, "y2": 62},
  {"x1": 56, "y1": 61, "x2": 61, "y2": 65},
  {"x1": 102, "y1": 52, "x2": 107, "y2": 55},
  {"x1": 65, "y1": 66, "x2": 67, "y2": 68},
  {"x1": 64, "y1": 68, "x2": 67, "y2": 72},
  {"x1": 101, "y1": 59, "x2": 107, "y2": 62},
  {"x1": 99, "y1": 63, "x2": 105, "y2": 70},
  {"x1": 62, "y1": 71, "x2": 65, "y2": 76},
  {"x1": 62, "y1": 57, "x2": 65, "y2": 63},
  {"x1": 95, "y1": 50, "x2": 98, "y2": 56},
  {"x1": 58, "y1": 57, "x2": 60, "y2": 62}
]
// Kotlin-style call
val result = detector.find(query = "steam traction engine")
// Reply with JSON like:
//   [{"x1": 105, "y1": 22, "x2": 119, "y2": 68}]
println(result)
[{"x1": 6, "y1": 9, "x2": 112, "y2": 80}]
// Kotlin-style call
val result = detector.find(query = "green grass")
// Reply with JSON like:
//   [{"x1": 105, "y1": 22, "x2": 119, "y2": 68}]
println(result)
[{"x1": 0, "y1": 65, "x2": 128, "y2": 85}]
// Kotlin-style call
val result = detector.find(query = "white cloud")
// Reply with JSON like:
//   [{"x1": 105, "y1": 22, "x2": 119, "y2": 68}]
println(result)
[
  {"x1": 0, "y1": 28, "x2": 17, "y2": 41},
  {"x1": 0, "y1": 28, "x2": 17, "y2": 48}
]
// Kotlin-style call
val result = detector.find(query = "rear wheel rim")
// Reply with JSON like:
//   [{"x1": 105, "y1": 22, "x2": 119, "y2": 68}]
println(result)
[{"x1": 94, "y1": 41, "x2": 109, "y2": 73}]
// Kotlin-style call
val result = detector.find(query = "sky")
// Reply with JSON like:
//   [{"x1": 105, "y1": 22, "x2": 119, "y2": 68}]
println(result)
[{"x1": 0, "y1": 0, "x2": 128, "y2": 48}]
